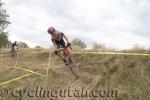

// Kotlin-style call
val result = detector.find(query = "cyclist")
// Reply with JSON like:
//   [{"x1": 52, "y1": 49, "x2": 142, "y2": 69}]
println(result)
[
  {"x1": 47, "y1": 27, "x2": 71, "y2": 65},
  {"x1": 10, "y1": 41, "x2": 18, "y2": 57}
]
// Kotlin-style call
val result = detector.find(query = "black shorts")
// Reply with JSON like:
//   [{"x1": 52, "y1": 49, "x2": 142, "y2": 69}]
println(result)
[{"x1": 55, "y1": 39, "x2": 66, "y2": 49}]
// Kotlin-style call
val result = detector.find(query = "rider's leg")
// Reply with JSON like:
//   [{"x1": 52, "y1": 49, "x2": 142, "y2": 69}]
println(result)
[
  {"x1": 64, "y1": 48, "x2": 74, "y2": 64},
  {"x1": 59, "y1": 42, "x2": 69, "y2": 65},
  {"x1": 11, "y1": 48, "x2": 14, "y2": 57},
  {"x1": 64, "y1": 47, "x2": 72, "y2": 58},
  {"x1": 54, "y1": 50, "x2": 68, "y2": 65}
]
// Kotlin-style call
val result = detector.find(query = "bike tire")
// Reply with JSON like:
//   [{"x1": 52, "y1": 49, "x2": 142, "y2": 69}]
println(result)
[
  {"x1": 63, "y1": 47, "x2": 80, "y2": 78},
  {"x1": 69, "y1": 64, "x2": 80, "y2": 78}
]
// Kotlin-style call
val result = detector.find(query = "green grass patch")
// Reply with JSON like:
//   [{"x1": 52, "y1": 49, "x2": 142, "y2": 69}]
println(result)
[{"x1": 119, "y1": 73, "x2": 138, "y2": 90}]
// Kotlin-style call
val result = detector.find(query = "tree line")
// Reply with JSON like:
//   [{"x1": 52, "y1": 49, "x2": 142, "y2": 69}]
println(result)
[
  {"x1": 0, "y1": 1, "x2": 29, "y2": 48},
  {"x1": 0, "y1": 0, "x2": 10, "y2": 48}
]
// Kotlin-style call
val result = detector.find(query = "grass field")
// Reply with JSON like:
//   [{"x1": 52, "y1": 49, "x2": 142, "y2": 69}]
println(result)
[{"x1": 0, "y1": 48, "x2": 150, "y2": 100}]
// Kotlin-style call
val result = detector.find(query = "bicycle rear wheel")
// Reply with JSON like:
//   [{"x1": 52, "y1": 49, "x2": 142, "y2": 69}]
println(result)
[
  {"x1": 69, "y1": 63, "x2": 80, "y2": 78},
  {"x1": 63, "y1": 48, "x2": 80, "y2": 78}
]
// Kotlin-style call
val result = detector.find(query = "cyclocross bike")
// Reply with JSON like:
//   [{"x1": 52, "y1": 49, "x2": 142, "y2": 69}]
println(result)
[
  {"x1": 11, "y1": 47, "x2": 18, "y2": 58},
  {"x1": 58, "y1": 45, "x2": 80, "y2": 78}
]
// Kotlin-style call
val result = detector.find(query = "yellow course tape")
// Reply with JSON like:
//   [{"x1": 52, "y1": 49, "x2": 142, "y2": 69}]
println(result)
[
  {"x1": 73, "y1": 52, "x2": 150, "y2": 56},
  {"x1": 0, "y1": 73, "x2": 32, "y2": 86},
  {"x1": 14, "y1": 67, "x2": 47, "y2": 77},
  {"x1": 3, "y1": 66, "x2": 47, "y2": 78}
]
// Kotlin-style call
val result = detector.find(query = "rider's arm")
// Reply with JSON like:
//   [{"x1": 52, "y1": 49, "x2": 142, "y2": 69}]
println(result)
[
  {"x1": 62, "y1": 33, "x2": 69, "y2": 43},
  {"x1": 51, "y1": 39, "x2": 57, "y2": 50},
  {"x1": 10, "y1": 44, "x2": 12, "y2": 48}
]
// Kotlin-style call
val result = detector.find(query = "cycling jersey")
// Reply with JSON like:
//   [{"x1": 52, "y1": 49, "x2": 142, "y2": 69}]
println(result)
[
  {"x1": 51, "y1": 30, "x2": 66, "y2": 48},
  {"x1": 11, "y1": 43, "x2": 17, "y2": 48}
]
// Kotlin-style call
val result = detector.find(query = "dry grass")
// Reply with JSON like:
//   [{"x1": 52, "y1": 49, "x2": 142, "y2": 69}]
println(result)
[{"x1": 0, "y1": 49, "x2": 150, "y2": 100}]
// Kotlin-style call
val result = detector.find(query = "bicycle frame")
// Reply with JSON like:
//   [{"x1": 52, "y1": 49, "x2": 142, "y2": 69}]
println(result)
[
  {"x1": 11, "y1": 47, "x2": 18, "y2": 58},
  {"x1": 58, "y1": 46, "x2": 73, "y2": 65},
  {"x1": 57, "y1": 46, "x2": 80, "y2": 78},
  {"x1": 11, "y1": 49, "x2": 16, "y2": 57}
]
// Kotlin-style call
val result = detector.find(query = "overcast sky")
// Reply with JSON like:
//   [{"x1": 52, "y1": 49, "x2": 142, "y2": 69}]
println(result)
[{"x1": 3, "y1": 0, "x2": 150, "y2": 50}]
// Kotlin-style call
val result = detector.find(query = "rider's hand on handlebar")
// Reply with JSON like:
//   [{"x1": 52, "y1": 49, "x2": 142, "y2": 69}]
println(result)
[{"x1": 67, "y1": 42, "x2": 71, "y2": 47}]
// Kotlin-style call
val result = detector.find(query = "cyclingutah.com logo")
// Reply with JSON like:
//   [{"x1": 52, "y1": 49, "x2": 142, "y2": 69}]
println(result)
[
  {"x1": 0, "y1": 88, "x2": 9, "y2": 97},
  {"x1": 0, "y1": 86, "x2": 118, "y2": 99}
]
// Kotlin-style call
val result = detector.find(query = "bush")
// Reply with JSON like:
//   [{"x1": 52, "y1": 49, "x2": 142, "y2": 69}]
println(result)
[
  {"x1": 71, "y1": 45, "x2": 82, "y2": 51},
  {"x1": 71, "y1": 38, "x2": 86, "y2": 49},
  {"x1": 92, "y1": 42, "x2": 109, "y2": 51},
  {"x1": 0, "y1": 32, "x2": 9, "y2": 48}
]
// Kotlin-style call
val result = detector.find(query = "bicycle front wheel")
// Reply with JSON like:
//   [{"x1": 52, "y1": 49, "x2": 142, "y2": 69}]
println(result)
[{"x1": 69, "y1": 64, "x2": 80, "y2": 78}]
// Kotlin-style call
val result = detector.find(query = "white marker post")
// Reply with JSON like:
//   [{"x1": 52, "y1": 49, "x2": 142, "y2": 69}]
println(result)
[{"x1": 46, "y1": 46, "x2": 52, "y2": 78}]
